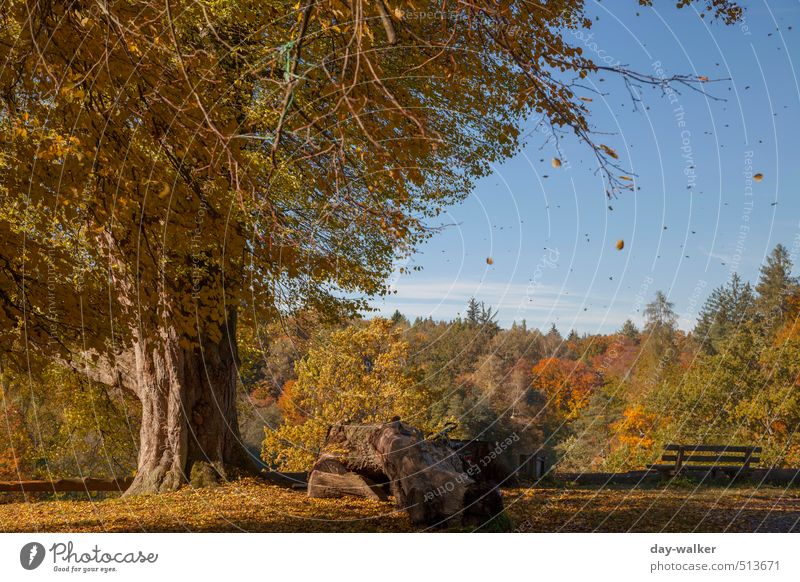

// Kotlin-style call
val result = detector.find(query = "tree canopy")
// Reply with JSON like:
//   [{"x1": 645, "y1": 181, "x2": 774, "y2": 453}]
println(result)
[{"x1": 0, "y1": 0, "x2": 741, "y2": 363}]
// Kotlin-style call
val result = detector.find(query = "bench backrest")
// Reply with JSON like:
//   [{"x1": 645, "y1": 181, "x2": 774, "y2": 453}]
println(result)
[{"x1": 662, "y1": 444, "x2": 761, "y2": 466}]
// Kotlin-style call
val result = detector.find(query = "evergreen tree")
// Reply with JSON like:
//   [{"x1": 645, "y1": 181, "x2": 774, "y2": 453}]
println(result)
[
  {"x1": 755, "y1": 244, "x2": 798, "y2": 332},
  {"x1": 464, "y1": 298, "x2": 499, "y2": 332},
  {"x1": 694, "y1": 273, "x2": 755, "y2": 354},
  {"x1": 478, "y1": 302, "x2": 500, "y2": 331},
  {"x1": 390, "y1": 309, "x2": 409, "y2": 326},
  {"x1": 619, "y1": 319, "x2": 640, "y2": 342},
  {"x1": 466, "y1": 297, "x2": 482, "y2": 325}
]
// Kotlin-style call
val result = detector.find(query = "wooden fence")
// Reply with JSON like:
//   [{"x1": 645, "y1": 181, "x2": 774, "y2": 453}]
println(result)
[{"x1": 0, "y1": 477, "x2": 133, "y2": 493}]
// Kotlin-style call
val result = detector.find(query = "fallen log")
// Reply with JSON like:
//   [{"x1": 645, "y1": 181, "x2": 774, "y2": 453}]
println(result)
[
  {"x1": 308, "y1": 420, "x2": 505, "y2": 528},
  {"x1": 0, "y1": 477, "x2": 133, "y2": 493},
  {"x1": 307, "y1": 458, "x2": 388, "y2": 501}
]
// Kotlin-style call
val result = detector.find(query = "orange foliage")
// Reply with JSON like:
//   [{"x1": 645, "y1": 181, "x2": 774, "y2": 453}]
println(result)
[
  {"x1": 774, "y1": 292, "x2": 800, "y2": 344},
  {"x1": 612, "y1": 404, "x2": 659, "y2": 449},
  {"x1": 276, "y1": 380, "x2": 305, "y2": 425},
  {"x1": 249, "y1": 382, "x2": 276, "y2": 406},
  {"x1": 531, "y1": 357, "x2": 600, "y2": 419},
  {"x1": 588, "y1": 335, "x2": 639, "y2": 378}
]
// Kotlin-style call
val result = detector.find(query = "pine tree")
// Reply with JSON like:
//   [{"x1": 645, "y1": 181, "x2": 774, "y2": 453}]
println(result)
[
  {"x1": 390, "y1": 310, "x2": 408, "y2": 326},
  {"x1": 619, "y1": 319, "x2": 640, "y2": 342},
  {"x1": 755, "y1": 244, "x2": 798, "y2": 332},
  {"x1": 466, "y1": 298, "x2": 482, "y2": 325},
  {"x1": 478, "y1": 302, "x2": 500, "y2": 330},
  {"x1": 695, "y1": 273, "x2": 755, "y2": 354}
]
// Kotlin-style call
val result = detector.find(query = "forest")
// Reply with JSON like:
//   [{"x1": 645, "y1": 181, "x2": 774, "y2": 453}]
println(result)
[{"x1": 4, "y1": 243, "x2": 798, "y2": 483}]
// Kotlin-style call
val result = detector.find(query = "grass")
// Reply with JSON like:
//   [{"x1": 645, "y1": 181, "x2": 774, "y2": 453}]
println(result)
[{"x1": 0, "y1": 478, "x2": 798, "y2": 532}]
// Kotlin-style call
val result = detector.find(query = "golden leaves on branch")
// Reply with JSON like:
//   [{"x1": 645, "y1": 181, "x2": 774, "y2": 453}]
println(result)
[{"x1": 599, "y1": 144, "x2": 619, "y2": 159}]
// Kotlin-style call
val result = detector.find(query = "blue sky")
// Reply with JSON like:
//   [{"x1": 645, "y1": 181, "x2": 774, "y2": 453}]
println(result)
[{"x1": 370, "y1": 1, "x2": 800, "y2": 334}]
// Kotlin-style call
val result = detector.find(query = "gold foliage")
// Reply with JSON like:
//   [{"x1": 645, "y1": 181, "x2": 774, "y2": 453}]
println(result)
[{"x1": 262, "y1": 319, "x2": 439, "y2": 471}]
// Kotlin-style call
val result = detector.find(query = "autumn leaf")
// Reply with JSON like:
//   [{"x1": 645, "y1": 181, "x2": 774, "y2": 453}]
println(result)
[{"x1": 600, "y1": 144, "x2": 619, "y2": 159}]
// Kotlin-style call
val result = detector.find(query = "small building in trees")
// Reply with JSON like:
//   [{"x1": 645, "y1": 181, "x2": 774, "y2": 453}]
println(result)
[{"x1": 448, "y1": 438, "x2": 548, "y2": 484}]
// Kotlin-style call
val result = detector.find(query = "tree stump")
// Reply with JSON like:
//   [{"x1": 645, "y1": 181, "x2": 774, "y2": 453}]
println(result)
[{"x1": 307, "y1": 420, "x2": 505, "y2": 528}]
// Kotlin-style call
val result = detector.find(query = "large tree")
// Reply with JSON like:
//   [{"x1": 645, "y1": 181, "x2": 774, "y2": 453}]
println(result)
[{"x1": 0, "y1": 0, "x2": 741, "y2": 493}]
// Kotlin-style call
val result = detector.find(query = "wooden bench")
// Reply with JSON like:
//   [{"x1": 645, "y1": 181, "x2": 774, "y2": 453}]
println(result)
[{"x1": 650, "y1": 444, "x2": 761, "y2": 479}]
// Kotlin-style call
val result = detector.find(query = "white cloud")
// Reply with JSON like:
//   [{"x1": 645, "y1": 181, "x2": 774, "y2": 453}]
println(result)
[{"x1": 369, "y1": 277, "x2": 643, "y2": 333}]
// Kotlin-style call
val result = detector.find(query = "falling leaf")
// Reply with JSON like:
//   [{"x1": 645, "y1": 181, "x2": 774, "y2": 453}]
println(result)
[
  {"x1": 753, "y1": 173, "x2": 764, "y2": 182},
  {"x1": 486, "y1": 257, "x2": 494, "y2": 265},
  {"x1": 600, "y1": 144, "x2": 619, "y2": 159},
  {"x1": 620, "y1": 176, "x2": 633, "y2": 181},
  {"x1": 615, "y1": 239, "x2": 625, "y2": 251},
  {"x1": 579, "y1": 96, "x2": 593, "y2": 102},
  {"x1": 551, "y1": 158, "x2": 562, "y2": 168}
]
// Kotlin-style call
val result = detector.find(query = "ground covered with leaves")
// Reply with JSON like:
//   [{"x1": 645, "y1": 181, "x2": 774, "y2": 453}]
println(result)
[{"x1": 0, "y1": 479, "x2": 798, "y2": 532}]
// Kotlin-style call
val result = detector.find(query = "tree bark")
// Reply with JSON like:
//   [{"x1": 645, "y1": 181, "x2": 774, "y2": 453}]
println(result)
[
  {"x1": 124, "y1": 308, "x2": 251, "y2": 495},
  {"x1": 308, "y1": 421, "x2": 505, "y2": 528}
]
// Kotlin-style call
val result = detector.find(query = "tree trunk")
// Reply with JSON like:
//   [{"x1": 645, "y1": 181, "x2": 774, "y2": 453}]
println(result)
[
  {"x1": 308, "y1": 421, "x2": 506, "y2": 528},
  {"x1": 125, "y1": 309, "x2": 251, "y2": 495}
]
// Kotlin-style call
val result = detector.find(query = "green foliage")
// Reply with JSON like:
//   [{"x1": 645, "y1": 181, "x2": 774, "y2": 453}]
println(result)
[
  {"x1": 755, "y1": 244, "x2": 799, "y2": 334},
  {"x1": 695, "y1": 273, "x2": 756, "y2": 354},
  {"x1": 466, "y1": 298, "x2": 499, "y2": 330}
]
